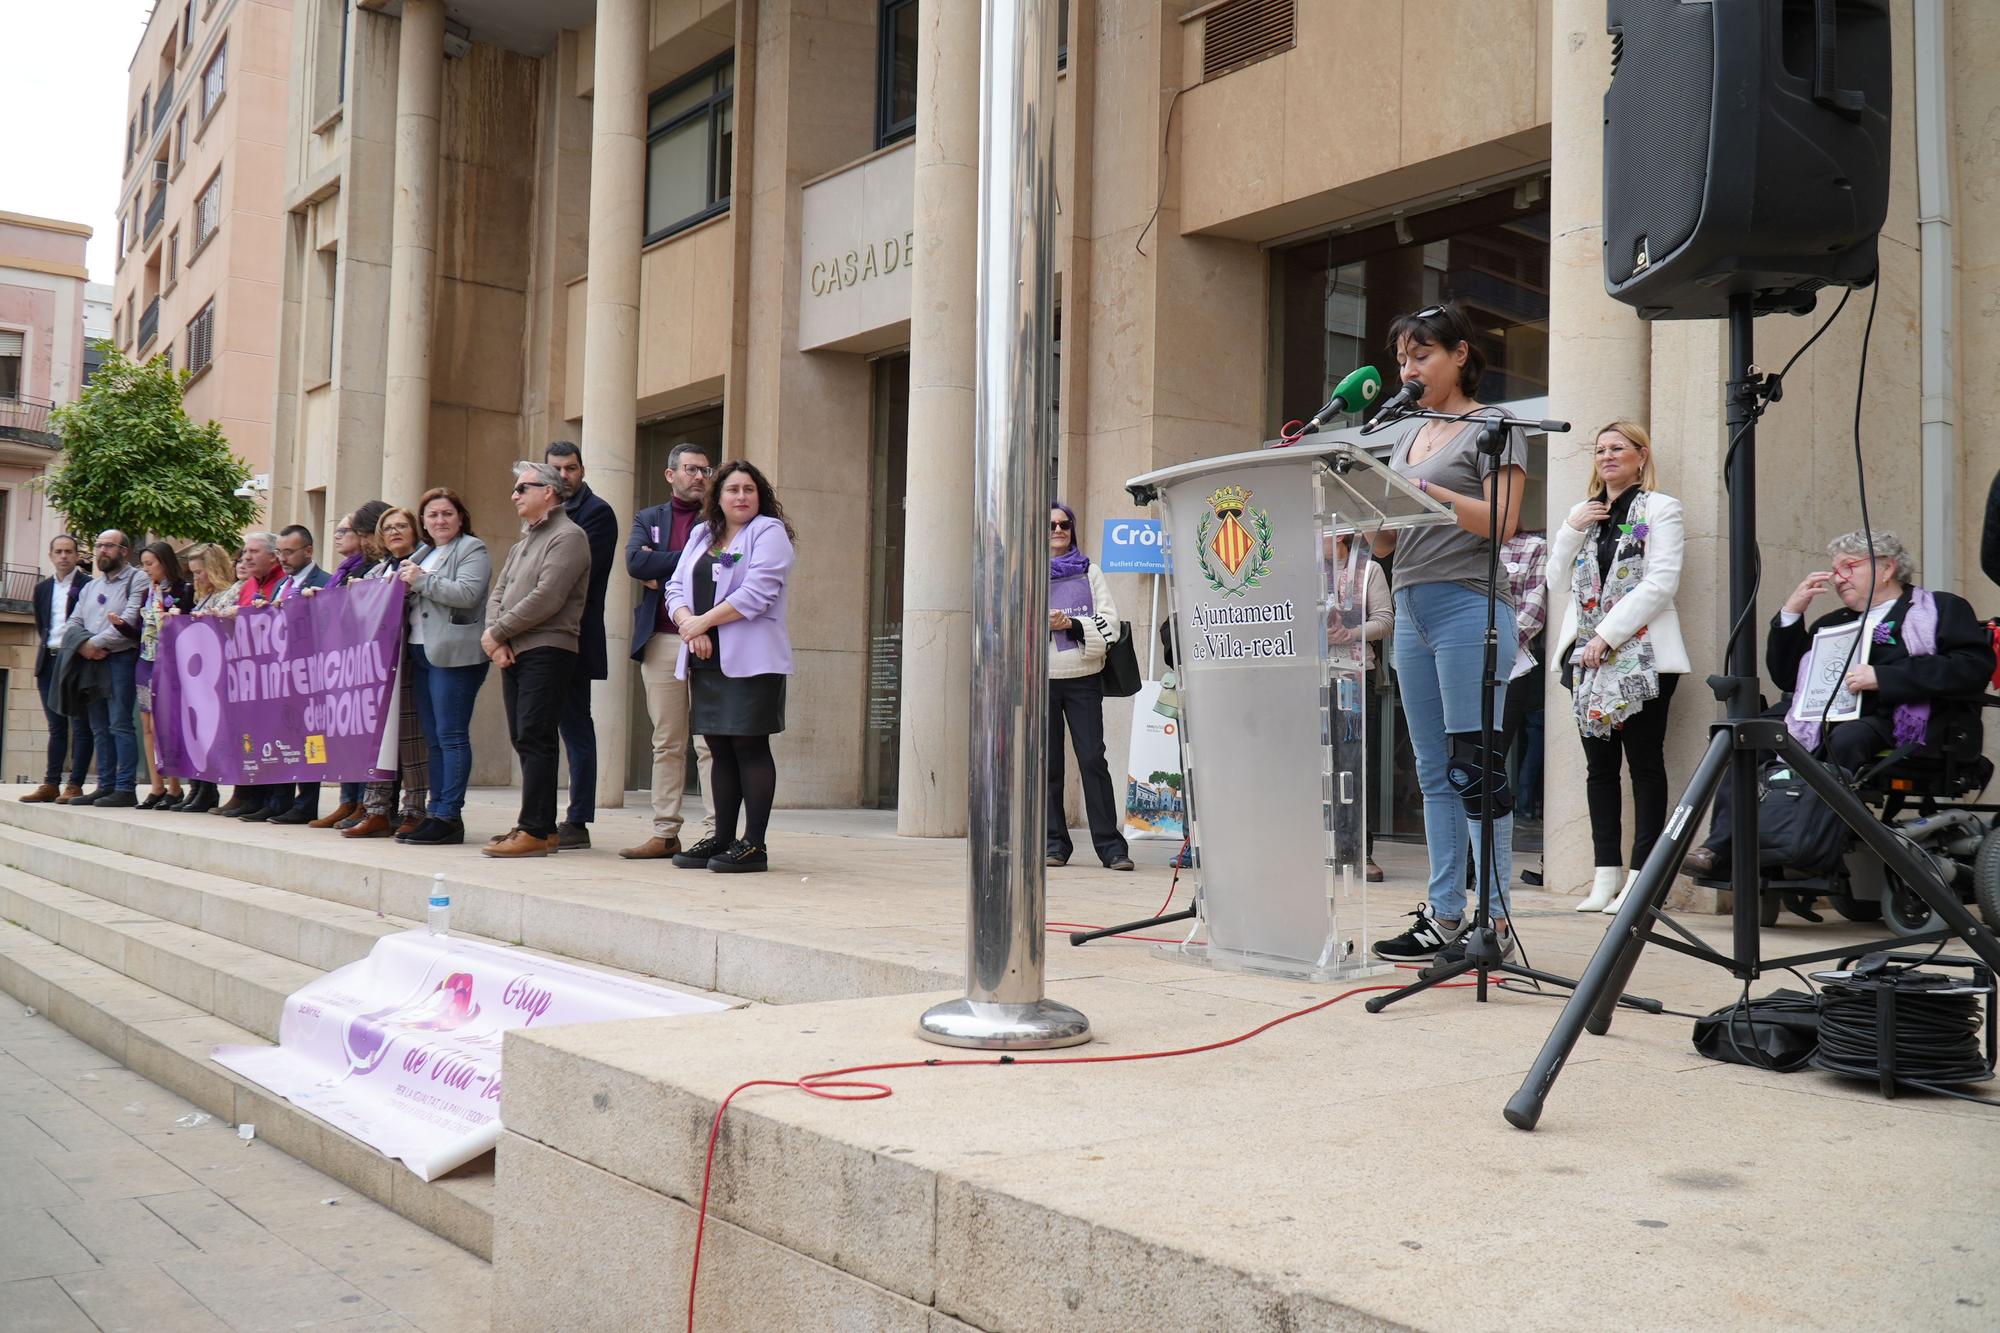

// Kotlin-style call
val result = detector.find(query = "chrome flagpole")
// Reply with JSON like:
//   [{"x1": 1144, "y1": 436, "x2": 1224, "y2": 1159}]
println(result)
[{"x1": 920, "y1": 0, "x2": 1089, "y2": 1049}]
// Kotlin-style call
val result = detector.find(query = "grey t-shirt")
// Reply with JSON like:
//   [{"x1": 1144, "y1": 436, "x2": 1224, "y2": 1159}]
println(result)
[{"x1": 1388, "y1": 412, "x2": 1528, "y2": 605}]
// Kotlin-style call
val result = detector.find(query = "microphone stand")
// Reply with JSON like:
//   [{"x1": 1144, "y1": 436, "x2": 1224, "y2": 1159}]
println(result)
[{"x1": 1358, "y1": 404, "x2": 1663, "y2": 1017}]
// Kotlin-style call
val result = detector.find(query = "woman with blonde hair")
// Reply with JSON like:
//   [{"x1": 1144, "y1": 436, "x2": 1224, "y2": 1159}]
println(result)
[{"x1": 1549, "y1": 419, "x2": 1688, "y2": 912}]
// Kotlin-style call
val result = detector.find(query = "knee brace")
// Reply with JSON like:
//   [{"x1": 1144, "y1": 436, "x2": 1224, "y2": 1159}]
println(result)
[{"x1": 1446, "y1": 730, "x2": 1514, "y2": 819}]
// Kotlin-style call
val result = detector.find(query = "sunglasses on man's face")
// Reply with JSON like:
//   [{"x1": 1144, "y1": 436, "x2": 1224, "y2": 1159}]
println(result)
[{"x1": 512, "y1": 482, "x2": 552, "y2": 496}]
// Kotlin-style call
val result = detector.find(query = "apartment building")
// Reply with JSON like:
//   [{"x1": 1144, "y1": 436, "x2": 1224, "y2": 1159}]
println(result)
[
  {"x1": 0, "y1": 212, "x2": 95, "y2": 783},
  {"x1": 111, "y1": 0, "x2": 293, "y2": 495}
]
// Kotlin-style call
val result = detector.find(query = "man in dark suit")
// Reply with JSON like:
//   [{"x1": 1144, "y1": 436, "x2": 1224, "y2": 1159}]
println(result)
[
  {"x1": 263, "y1": 524, "x2": 336, "y2": 824},
  {"x1": 619, "y1": 443, "x2": 717, "y2": 860},
  {"x1": 21, "y1": 534, "x2": 93, "y2": 803},
  {"x1": 545, "y1": 440, "x2": 617, "y2": 851}
]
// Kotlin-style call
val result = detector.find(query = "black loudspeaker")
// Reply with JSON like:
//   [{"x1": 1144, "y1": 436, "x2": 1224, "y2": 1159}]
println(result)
[{"x1": 1602, "y1": 0, "x2": 1892, "y2": 320}]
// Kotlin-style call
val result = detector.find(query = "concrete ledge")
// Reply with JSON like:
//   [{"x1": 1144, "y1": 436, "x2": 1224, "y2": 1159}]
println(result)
[
  {"x1": 500, "y1": 972, "x2": 2000, "y2": 1332},
  {"x1": 0, "y1": 919, "x2": 497, "y2": 1259},
  {"x1": 493, "y1": 1132, "x2": 951, "y2": 1332}
]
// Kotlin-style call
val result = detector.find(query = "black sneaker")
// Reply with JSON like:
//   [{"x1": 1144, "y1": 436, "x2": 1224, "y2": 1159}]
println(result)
[
  {"x1": 1428, "y1": 924, "x2": 1519, "y2": 971},
  {"x1": 555, "y1": 821, "x2": 591, "y2": 851},
  {"x1": 707, "y1": 840, "x2": 769, "y2": 873},
  {"x1": 401, "y1": 817, "x2": 465, "y2": 846},
  {"x1": 672, "y1": 834, "x2": 731, "y2": 869},
  {"x1": 1370, "y1": 905, "x2": 1466, "y2": 962}
]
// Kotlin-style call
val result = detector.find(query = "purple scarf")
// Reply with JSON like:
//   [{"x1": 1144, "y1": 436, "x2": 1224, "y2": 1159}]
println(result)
[
  {"x1": 329, "y1": 552, "x2": 366, "y2": 587},
  {"x1": 1789, "y1": 587, "x2": 1937, "y2": 753},
  {"x1": 1050, "y1": 551, "x2": 1094, "y2": 648}
]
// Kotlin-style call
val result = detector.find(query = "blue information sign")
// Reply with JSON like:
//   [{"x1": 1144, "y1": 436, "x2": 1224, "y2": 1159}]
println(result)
[{"x1": 1100, "y1": 518, "x2": 1171, "y2": 574}]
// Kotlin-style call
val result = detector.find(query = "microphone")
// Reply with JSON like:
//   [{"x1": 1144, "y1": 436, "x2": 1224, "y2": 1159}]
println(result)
[
  {"x1": 1374, "y1": 378, "x2": 1426, "y2": 419},
  {"x1": 1302, "y1": 365, "x2": 1384, "y2": 433}
]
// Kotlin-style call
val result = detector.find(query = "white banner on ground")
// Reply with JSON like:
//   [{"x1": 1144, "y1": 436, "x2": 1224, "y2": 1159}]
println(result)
[
  {"x1": 214, "y1": 931, "x2": 728, "y2": 1180},
  {"x1": 1123, "y1": 680, "x2": 1187, "y2": 842}
]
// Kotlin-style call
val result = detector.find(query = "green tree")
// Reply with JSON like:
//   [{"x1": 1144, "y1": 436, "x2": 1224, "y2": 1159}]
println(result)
[{"x1": 44, "y1": 342, "x2": 260, "y2": 545}]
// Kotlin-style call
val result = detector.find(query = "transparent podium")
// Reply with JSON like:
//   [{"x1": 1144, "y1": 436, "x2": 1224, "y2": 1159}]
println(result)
[{"x1": 1125, "y1": 436, "x2": 1452, "y2": 980}]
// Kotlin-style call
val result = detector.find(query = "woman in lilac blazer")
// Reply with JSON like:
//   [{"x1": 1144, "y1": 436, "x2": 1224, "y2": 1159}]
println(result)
[{"x1": 664, "y1": 460, "x2": 796, "y2": 874}]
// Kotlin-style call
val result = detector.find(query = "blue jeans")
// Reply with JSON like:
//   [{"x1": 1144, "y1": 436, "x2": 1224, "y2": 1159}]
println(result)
[
  {"x1": 39, "y1": 665, "x2": 92, "y2": 786},
  {"x1": 412, "y1": 652, "x2": 489, "y2": 819},
  {"x1": 86, "y1": 650, "x2": 141, "y2": 792},
  {"x1": 1393, "y1": 582, "x2": 1515, "y2": 921}
]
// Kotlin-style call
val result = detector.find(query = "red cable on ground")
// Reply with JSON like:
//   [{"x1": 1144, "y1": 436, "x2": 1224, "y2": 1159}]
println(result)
[
  {"x1": 684, "y1": 976, "x2": 1481, "y2": 1330},
  {"x1": 1038, "y1": 835, "x2": 1193, "y2": 943}
]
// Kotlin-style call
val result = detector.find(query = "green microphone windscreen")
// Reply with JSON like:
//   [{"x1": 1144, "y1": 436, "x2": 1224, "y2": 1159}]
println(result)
[{"x1": 1331, "y1": 365, "x2": 1383, "y2": 414}]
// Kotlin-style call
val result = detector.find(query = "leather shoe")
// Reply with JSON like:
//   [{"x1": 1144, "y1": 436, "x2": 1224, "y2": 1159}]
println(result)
[
  {"x1": 1106, "y1": 858, "x2": 1136, "y2": 871},
  {"x1": 211, "y1": 796, "x2": 252, "y2": 817},
  {"x1": 54, "y1": 785, "x2": 85, "y2": 804},
  {"x1": 308, "y1": 801, "x2": 359, "y2": 829},
  {"x1": 237, "y1": 806, "x2": 275, "y2": 823},
  {"x1": 70, "y1": 790, "x2": 108, "y2": 806},
  {"x1": 393, "y1": 815, "x2": 425, "y2": 841},
  {"x1": 554, "y1": 821, "x2": 591, "y2": 851},
  {"x1": 1045, "y1": 854, "x2": 1068, "y2": 868},
  {"x1": 1681, "y1": 846, "x2": 1720, "y2": 879},
  {"x1": 19, "y1": 784, "x2": 58, "y2": 803},
  {"x1": 271, "y1": 805, "x2": 313, "y2": 825},
  {"x1": 94, "y1": 791, "x2": 138, "y2": 808},
  {"x1": 619, "y1": 835, "x2": 683, "y2": 860},
  {"x1": 483, "y1": 828, "x2": 556, "y2": 858},
  {"x1": 340, "y1": 814, "x2": 393, "y2": 838}
]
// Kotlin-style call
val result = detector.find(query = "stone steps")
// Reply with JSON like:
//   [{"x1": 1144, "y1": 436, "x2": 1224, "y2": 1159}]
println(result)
[{"x1": 0, "y1": 918, "x2": 496, "y2": 1257}]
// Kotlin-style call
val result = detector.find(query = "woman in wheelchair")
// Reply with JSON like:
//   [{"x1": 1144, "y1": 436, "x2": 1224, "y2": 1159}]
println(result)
[{"x1": 1682, "y1": 530, "x2": 1996, "y2": 878}]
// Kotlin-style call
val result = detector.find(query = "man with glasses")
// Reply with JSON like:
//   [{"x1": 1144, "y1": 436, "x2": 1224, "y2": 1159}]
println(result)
[
  {"x1": 543, "y1": 440, "x2": 618, "y2": 850},
  {"x1": 69, "y1": 531, "x2": 147, "y2": 807},
  {"x1": 482, "y1": 461, "x2": 593, "y2": 857},
  {"x1": 21, "y1": 534, "x2": 95, "y2": 804},
  {"x1": 619, "y1": 443, "x2": 718, "y2": 859}
]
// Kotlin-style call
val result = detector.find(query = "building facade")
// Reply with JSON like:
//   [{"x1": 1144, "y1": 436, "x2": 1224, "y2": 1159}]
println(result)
[
  {"x1": 111, "y1": 0, "x2": 294, "y2": 497},
  {"x1": 261, "y1": 0, "x2": 2000, "y2": 897},
  {"x1": 0, "y1": 212, "x2": 95, "y2": 784}
]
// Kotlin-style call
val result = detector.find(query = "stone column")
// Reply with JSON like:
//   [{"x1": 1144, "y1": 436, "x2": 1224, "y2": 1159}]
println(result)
[
  {"x1": 380, "y1": 0, "x2": 444, "y2": 507},
  {"x1": 896, "y1": 0, "x2": 981, "y2": 837},
  {"x1": 579, "y1": 0, "x2": 647, "y2": 807},
  {"x1": 1540, "y1": 0, "x2": 1653, "y2": 897}
]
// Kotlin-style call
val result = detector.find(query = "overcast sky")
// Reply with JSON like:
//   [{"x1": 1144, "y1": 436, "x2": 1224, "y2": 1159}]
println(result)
[{"x1": 1, "y1": 0, "x2": 159, "y2": 282}]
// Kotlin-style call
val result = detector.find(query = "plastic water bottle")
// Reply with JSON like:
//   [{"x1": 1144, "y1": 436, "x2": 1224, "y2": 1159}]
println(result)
[{"x1": 427, "y1": 873, "x2": 450, "y2": 937}]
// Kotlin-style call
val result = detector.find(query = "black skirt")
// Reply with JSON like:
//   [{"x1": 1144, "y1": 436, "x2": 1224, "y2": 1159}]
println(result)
[{"x1": 690, "y1": 671, "x2": 787, "y2": 736}]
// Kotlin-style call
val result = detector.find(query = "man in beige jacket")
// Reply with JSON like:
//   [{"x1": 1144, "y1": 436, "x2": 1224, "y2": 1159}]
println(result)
[{"x1": 482, "y1": 461, "x2": 592, "y2": 857}]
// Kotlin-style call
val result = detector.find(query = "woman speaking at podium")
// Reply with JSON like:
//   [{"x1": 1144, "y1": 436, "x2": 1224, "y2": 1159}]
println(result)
[{"x1": 1368, "y1": 303, "x2": 1529, "y2": 965}]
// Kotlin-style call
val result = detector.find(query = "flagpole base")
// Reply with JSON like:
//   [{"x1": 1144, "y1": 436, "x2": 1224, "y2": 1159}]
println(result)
[{"x1": 917, "y1": 997, "x2": 1093, "y2": 1050}]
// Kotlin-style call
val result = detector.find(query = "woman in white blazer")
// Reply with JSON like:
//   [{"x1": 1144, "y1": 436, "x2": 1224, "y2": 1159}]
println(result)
[{"x1": 1549, "y1": 420, "x2": 1688, "y2": 912}]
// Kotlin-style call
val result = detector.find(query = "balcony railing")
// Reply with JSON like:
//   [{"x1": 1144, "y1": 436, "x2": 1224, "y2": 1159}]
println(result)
[
  {"x1": 145, "y1": 189, "x2": 167, "y2": 241},
  {"x1": 0, "y1": 563, "x2": 41, "y2": 607},
  {"x1": 156, "y1": 73, "x2": 175, "y2": 134},
  {"x1": 138, "y1": 298, "x2": 160, "y2": 351},
  {"x1": 0, "y1": 397, "x2": 60, "y2": 450}
]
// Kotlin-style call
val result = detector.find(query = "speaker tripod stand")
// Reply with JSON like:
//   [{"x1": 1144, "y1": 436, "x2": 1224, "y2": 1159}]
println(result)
[{"x1": 1504, "y1": 291, "x2": 2000, "y2": 1131}]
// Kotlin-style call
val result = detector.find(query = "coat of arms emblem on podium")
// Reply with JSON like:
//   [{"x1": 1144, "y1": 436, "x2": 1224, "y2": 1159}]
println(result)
[{"x1": 1195, "y1": 484, "x2": 1273, "y2": 598}]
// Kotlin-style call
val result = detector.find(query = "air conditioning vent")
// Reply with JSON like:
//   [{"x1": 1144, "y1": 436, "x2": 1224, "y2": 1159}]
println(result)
[{"x1": 1201, "y1": 0, "x2": 1295, "y2": 82}]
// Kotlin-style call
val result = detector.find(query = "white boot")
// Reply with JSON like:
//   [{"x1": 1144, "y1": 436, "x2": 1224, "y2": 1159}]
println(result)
[
  {"x1": 1577, "y1": 866, "x2": 1621, "y2": 912},
  {"x1": 1602, "y1": 869, "x2": 1641, "y2": 914}
]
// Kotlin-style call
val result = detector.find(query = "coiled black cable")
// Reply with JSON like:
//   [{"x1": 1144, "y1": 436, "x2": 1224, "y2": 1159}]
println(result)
[{"x1": 1812, "y1": 972, "x2": 1995, "y2": 1104}]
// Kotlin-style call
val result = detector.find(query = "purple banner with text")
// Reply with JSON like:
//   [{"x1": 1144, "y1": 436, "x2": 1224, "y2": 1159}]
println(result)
[{"x1": 152, "y1": 579, "x2": 405, "y2": 784}]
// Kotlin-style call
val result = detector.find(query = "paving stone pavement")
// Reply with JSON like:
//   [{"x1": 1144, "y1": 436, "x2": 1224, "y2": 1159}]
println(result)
[{"x1": 0, "y1": 1000, "x2": 489, "y2": 1331}]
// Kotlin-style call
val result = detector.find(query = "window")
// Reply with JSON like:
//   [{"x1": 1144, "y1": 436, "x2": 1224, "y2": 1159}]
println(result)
[
  {"x1": 644, "y1": 57, "x2": 733, "y2": 243},
  {"x1": 182, "y1": 0, "x2": 195, "y2": 53},
  {"x1": 173, "y1": 110, "x2": 187, "y2": 173},
  {"x1": 0, "y1": 330, "x2": 23, "y2": 399},
  {"x1": 877, "y1": 0, "x2": 918, "y2": 146},
  {"x1": 194, "y1": 170, "x2": 223, "y2": 251},
  {"x1": 201, "y1": 38, "x2": 227, "y2": 121},
  {"x1": 126, "y1": 116, "x2": 136, "y2": 168},
  {"x1": 1269, "y1": 183, "x2": 1550, "y2": 436},
  {"x1": 116, "y1": 213, "x2": 127, "y2": 260},
  {"x1": 139, "y1": 90, "x2": 151, "y2": 139},
  {"x1": 186, "y1": 300, "x2": 216, "y2": 377},
  {"x1": 166, "y1": 229, "x2": 180, "y2": 289}
]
